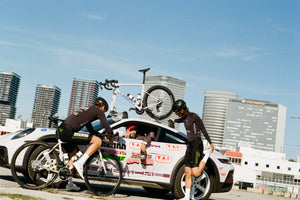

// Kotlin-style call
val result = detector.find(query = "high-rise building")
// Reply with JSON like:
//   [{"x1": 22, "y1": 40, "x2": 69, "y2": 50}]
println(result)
[
  {"x1": 31, "y1": 84, "x2": 61, "y2": 127},
  {"x1": 202, "y1": 91, "x2": 238, "y2": 147},
  {"x1": 141, "y1": 76, "x2": 186, "y2": 127},
  {"x1": 0, "y1": 72, "x2": 20, "y2": 125},
  {"x1": 223, "y1": 99, "x2": 286, "y2": 153},
  {"x1": 68, "y1": 78, "x2": 99, "y2": 116}
]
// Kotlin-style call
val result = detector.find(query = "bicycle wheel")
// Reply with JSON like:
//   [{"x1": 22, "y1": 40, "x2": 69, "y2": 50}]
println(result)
[
  {"x1": 11, "y1": 141, "x2": 59, "y2": 190},
  {"x1": 84, "y1": 150, "x2": 122, "y2": 196},
  {"x1": 144, "y1": 85, "x2": 175, "y2": 120}
]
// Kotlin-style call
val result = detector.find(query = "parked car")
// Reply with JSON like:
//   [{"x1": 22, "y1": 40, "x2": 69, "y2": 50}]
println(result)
[{"x1": 0, "y1": 118, "x2": 234, "y2": 199}]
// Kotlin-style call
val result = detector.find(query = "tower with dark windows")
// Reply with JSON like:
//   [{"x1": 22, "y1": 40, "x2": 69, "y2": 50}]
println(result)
[
  {"x1": 0, "y1": 72, "x2": 20, "y2": 125},
  {"x1": 68, "y1": 78, "x2": 99, "y2": 116},
  {"x1": 31, "y1": 84, "x2": 61, "y2": 127}
]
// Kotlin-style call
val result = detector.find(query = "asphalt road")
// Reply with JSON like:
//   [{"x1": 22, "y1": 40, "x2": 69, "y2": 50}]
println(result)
[{"x1": 0, "y1": 167, "x2": 291, "y2": 200}]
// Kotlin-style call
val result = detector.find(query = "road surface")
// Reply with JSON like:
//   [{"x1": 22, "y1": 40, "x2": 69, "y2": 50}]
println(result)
[{"x1": 0, "y1": 167, "x2": 291, "y2": 200}]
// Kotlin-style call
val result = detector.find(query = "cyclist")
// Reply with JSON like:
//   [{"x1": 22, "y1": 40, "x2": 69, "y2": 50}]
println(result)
[
  {"x1": 58, "y1": 97, "x2": 114, "y2": 191},
  {"x1": 170, "y1": 99, "x2": 214, "y2": 200}
]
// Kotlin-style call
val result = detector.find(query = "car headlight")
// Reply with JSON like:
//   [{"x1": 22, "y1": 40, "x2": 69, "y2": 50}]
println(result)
[
  {"x1": 218, "y1": 158, "x2": 231, "y2": 164},
  {"x1": 11, "y1": 128, "x2": 36, "y2": 140}
]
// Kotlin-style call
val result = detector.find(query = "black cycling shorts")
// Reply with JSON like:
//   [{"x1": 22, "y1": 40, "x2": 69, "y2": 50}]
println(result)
[
  {"x1": 185, "y1": 137, "x2": 204, "y2": 168},
  {"x1": 58, "y1": 124, "x2": 93, "y2": 153}
]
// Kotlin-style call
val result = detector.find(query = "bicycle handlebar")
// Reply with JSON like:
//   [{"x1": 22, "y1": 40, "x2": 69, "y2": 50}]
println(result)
[
  {"x1": 49, "y1": 115, "x2": 64, "y2": 124},
  {"x1": 99, "y1": 79, "x2": 119, "y2": 90},
  {"x1": 98, "y1": 132, "x2": 120, "y2": 145}
]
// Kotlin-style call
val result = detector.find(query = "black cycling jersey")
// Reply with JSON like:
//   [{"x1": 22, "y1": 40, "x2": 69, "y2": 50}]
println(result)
[
  {"x1": 63, "y1": 106, "x2": 113, "y2": 134},
  {"x1": 175, "y1": 112, "x2": 212, "y2": 144}
]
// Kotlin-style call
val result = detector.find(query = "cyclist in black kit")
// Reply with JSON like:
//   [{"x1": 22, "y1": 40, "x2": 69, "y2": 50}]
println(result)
[
  {"x1": 58, "y1": 97, "x2": 113, "y2": 191},
  {"x1": 170, "y1": 99, "x2": 214, "y2": 200}
]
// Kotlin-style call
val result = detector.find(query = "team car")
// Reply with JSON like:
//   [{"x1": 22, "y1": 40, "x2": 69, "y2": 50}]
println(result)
[{"x1": 0, "y1": 118, "x2": 234, "y2": 199}]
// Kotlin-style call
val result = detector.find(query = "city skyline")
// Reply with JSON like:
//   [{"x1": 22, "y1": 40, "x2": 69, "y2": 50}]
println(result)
[{"x1": 0, "y1": 1, "x2": 299, "y2": 159}]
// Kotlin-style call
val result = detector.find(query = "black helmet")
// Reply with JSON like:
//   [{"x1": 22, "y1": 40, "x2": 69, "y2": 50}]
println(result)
[
  {"x1": 172, "y1": 99, "x2": 187, "y2": 112},
  {"x1": 94, "y1": 97, "x2": 109, "y2": 112}
]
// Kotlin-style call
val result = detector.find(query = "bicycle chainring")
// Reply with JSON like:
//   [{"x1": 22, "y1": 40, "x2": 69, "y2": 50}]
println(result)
[{"x1": 58, "y1": 167, "x2": 71, "y2": 181}]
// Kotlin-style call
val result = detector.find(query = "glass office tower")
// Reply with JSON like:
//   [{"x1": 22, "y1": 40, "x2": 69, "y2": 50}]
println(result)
[
  {"x1": 68, "y1": 78, "x2": 99, "y2": 116},
  {"x1": 223, "y1": 99, "x2": 286, "y2": 153},
  {"x1": 31, "y1": 84, "x2": 61, "y2": 127},
  {"x1": 0, "y1": 72, "x2": 20, "y2": 125},
  {"x1": 202, "y1": 90, "x2": 238, "y2": 147}
]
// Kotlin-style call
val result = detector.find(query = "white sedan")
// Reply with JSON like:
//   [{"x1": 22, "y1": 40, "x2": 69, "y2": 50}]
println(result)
[{"x1": 0, "y1": 118, "x2": 234, "y2": 200}]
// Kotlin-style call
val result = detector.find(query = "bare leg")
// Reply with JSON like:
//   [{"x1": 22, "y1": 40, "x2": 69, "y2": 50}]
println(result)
[
  {"x1": 191, "y1": 160, "x2": 206, "y2": 177},
  {"x1": 180, "y1": 167, "x2": 191, "y2": 200},
  {"x1": 84, "y1": 135, "x2": 102, "y2": 156},
  {"x1": 73, "y1": 136, "x2": 102, "y2": 179}
]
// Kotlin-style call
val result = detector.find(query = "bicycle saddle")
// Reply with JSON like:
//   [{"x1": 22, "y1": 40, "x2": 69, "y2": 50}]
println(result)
[{"x1": 138, "y1": 68, "x2": 150, "y2": 73}]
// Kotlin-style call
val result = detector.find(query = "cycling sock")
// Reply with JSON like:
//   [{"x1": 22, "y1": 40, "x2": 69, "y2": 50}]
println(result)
[
  {"x1": 202, "y1": 153, "x2": 210, "y2": 163},
  {"x1": 185, "y1": 188, "x2": 191, "y2": 199},
  {"x1": 75, "y1": 153, "x2": 89, "y2": 166}
]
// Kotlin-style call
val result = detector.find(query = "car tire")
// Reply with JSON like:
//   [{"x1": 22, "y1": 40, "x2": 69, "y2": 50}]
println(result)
[
  {"x1": 172, "y1": 165, "x2": 214, "y2": 200},
  {"x1": 143, "y1": 186, "x2": 170, "y2": 195}
]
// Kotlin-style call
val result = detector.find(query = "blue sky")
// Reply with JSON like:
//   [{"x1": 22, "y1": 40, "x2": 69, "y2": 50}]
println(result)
[{"x1": 0, "y1": 0, "x2": 299, "y2": 159}]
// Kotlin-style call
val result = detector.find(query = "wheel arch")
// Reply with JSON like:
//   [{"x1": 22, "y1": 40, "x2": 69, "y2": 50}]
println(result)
[
  {"x1": 206, "y1": 158, "x2": 220, "y2": 192},
  {"x1": 170, "y1": 156, "x2": 185, "y2": 188}
]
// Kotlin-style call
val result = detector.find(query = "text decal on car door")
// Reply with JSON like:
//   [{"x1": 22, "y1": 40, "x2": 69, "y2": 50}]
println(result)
[
  {"x1": 166, "y1": 144, "x2": 182, "y2": 151},
  {"x1": 155, "y1": 155, "x2": 172, "y2": 163}
]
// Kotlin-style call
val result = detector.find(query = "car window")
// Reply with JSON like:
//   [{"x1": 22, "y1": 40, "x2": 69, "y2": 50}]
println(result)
[
  {"x1": 80, "y1": 118, "x2": 116, "y2": 132},
  {"x1": 107, "y1": 121, "x2": 158, "y2": 140},
  {"x1": 158, "y1": 128, "x2": 187, "y2": 144}
]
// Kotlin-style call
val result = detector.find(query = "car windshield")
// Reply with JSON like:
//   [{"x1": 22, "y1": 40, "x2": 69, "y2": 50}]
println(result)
[{"x1": 80, "y1": 118, "x2": 116, "y2": 132}]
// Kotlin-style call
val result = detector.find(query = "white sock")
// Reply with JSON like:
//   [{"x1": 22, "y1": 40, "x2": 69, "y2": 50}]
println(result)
[
  {"x1": 75, "y1": 153, "x2": 89, "y2": 166},
  {"x1": 185, "y1": 188, "x2": 191, "y2": 199},
  {"x1": 202, "y1": 153, "x2": 210, "y2": 163}
]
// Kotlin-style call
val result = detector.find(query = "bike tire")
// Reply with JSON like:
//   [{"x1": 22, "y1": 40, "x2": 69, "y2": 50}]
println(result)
[
  {"x1": 84, "y1": 150, "x2": 122, "y2": 196},
  {"x1": 11, "y1": 141, "x2": 59, "y2": 190},
  {"x1": 143, "y1": 85, "x2": 175, "y2": 120}
]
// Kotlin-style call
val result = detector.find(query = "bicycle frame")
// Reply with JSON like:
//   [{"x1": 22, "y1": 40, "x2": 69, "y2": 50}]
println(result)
[{"x1": 110, "y1": 83, "x2": 145, "y2": 112}]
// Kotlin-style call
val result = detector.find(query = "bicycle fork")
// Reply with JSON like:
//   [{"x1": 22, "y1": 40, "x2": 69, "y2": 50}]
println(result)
[{"x1": 97, "y1": 150, "x2": 107, "y2": 176}]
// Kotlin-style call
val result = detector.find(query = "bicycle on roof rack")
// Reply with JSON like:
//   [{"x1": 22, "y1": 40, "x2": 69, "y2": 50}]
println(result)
[
  {"x1": 99, "y1": 68, "x2": 175, "y2": 120},
  {"x1": 10, "y1": 115, "x2": 122, "y2": 196}
]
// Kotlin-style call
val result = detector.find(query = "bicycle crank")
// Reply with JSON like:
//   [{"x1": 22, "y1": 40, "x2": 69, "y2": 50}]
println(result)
[{"x1": 58, "y1": 167, "x2": 72, "y2": 181}]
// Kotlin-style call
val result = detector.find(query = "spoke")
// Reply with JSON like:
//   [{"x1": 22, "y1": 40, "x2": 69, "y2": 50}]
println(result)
[
  {"x1": 190, "y1": 186, "x2": 196, "y2": 194},
  {"x1": 195, "y1": 184, "x2": 206, "y2": 193},
  {"x1": 194, "y1": 174, "x2": 205, "y2": 182}
]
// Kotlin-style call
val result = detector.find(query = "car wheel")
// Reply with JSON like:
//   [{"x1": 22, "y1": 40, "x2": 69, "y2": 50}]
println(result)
[
  {"x1": 143, "y1": 186, "x2": 170, "y2": 195},
  {"x1": 172, "y1": 165, "x2": 214, "y2": 200}
]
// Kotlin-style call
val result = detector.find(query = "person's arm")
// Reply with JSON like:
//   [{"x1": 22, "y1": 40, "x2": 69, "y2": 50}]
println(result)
[
  {"x1": 136, "y1": 135, "x2": 150, "y2": 153},
  {"x1": 96, "y1": 109, "x2": 113, "y2": 135},
  {"x1": 170, "y1": 117, "x2": 184, "y2": 124},
  {"x1": 86, "y1": 122, "x2": 97, "y2": 135},
  {"x1": 194, "y1": 114, "x2": 215, "y2": 152},
  {"x1": 174, "y1": 117, "x2": 184, "y2": 123},
  {"x1": 136, "y1": 135, "x2": 151, "y2": 145}
]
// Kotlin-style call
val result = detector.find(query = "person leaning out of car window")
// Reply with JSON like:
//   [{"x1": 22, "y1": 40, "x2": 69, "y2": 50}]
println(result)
[{"x1": 125, "y1": 125, "x2": 153, "y2": 162}]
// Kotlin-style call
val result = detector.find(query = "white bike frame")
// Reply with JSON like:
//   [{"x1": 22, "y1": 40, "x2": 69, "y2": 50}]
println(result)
[{"x1": 110, "y1": 83, "x2": 145, "y2": 113}]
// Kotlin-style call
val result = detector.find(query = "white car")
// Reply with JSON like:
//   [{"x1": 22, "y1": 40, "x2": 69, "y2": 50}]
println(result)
[{"x1": 0, "y1": 118, "x2": 234, "y2": 200}]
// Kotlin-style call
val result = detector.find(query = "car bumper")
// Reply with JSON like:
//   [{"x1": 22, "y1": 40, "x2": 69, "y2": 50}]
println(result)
[{"x1": 214, "y1": 170, "x2": 234, "y2": 193}]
